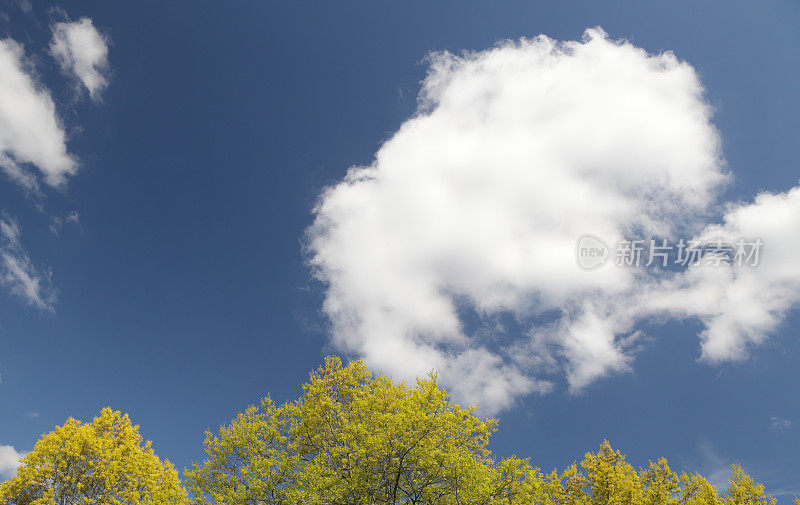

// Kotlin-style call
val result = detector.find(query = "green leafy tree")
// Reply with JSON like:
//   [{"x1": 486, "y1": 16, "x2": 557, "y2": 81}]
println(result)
[
  {"x1": 186, "y1": 356, "x2": 546, "y2": 504},
  {"x1": 543, "y1": 441, "x2": 775, "y2": 505},
  {"x1": 0, "y1": 408, "x2": 188, "y2": 505},
  {"x1": 1, "y1": 358, "x2": 782, "y2": 505},
  {"x1": 724, "y1": 466, "x2": 776, "y2": 505}
]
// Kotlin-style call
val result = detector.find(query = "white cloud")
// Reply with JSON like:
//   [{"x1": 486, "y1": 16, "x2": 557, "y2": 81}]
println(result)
[
  {"x1": 689, "y1": 439, "x2": 796, "y2": 497},
  {"x1": 642, "y1": 186, "x2": 800, "y2": 362},
  {"x1": 769, "y1": 416, "x2": 792, "y2": 431},
  {"x1": 0, "y1": 17, "x2": 105, "y2": 382},
  {"x1": 1, "y1": 217, "x2": 57, "y2": 311},
  {"x1": 308, "y1": 28, "x2": 800, "y2": 413},
  {"x1": 15, "y1": 0, "x2": 31, "y2": 14},
  {"x1": 307, "y1": 28, "x2": 735, "y2": 413},
  {"x1": 0, "y1": 444, "x2": 24, "y2": 478},
  {"x1": 48, "y1": 210, "x2": 80, "y2": 236},
  {"x1": 50, "y1": 17, "x2": 109, "y2": 100},
  {"x1": 0, "y1": 38, "x2": 77, "y2": 190},
  {"x1": 692, "y1": 440, "x2": 735, "y2": 491},
  {"x1": 0, "y1": 17, "x2": 103, "y2": 312}
]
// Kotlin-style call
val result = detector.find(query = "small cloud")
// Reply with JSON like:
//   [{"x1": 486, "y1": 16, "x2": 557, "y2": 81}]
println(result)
[
  {"x1": 0, "y1": 38, "x2": 77, "y2": 191},
  {"x1": 767, "y1": 485, "x2": 800, "y2": 497},
  {"x1": 1, "y1": 216, "x2": 57, "y2": 311},
  {"x1": 48, "y1": 216, "x2": 62, "y2": 236},
  {"x1": 25, "y1": 411, "x2": 39, "y2": 418},
  {"x1": 769, "y1": 416, "x2": 791, "y2": 431},
  {"x1": 0, "y1": 218, "x2": 20, "y2": 243},
  {"x1": 49, "y1": 17, "x2": 110, "y2": 100},
  {"x1": 694, "y1": 440, "x2": 734, "y2": 490},
  {"x1": 0, "y1": 445, "x2": 25, "y2": 478},
  {"x1": 48, "y1": 210, "x2": 80, "y2": 236}
]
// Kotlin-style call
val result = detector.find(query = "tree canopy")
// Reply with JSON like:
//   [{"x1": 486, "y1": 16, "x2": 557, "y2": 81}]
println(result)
[
  {"x1": 186, "y1": 356, "x2": 545, "y2": 504},
  {"x1": 0, "y1": 408, "x2": 187, "y2": 505},
  {"x1": 0, "y1": 357, "x2": 792, "y2": 505},
  {"x1": 548, "y1": 441, "x2": 777, "y2": 505},
  {"x1": 185, "y1": 357, "x2": 786, "y2": 505}
]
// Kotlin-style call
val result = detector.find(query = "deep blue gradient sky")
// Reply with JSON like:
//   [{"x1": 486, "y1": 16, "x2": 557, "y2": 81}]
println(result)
[{"x1": 1, "y1": 0, "x2": 799, "y2": 499}]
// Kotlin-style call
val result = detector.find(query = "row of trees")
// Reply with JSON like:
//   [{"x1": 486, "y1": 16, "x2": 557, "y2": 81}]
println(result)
[{"x1": 0, "y1": 356, "x2": 789, "y2": 504}]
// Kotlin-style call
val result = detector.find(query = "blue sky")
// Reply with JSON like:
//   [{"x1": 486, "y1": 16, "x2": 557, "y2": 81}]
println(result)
[{"x1": 0, "y1": 0, "x2": 799, "y2": 500}]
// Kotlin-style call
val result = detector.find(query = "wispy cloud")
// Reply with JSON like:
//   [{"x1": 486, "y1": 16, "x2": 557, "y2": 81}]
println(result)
[
  {"x1": 15, "y1": 0, "x2": 31, "y2": 14},
  {"x1": 48, "y1": 210, "x2": 80, "y2": 236},
  {"x1": 693, "y1": 440, "x2": 734, "y2": 491},
  {"x1": 49, "y1": 17, "x2": 110, "y2": 100},
  {"x1": 769, "y1": 416, "x2": 792, "y2": 431},
  {"x1": 766, "y1": 485, "x2": 800, "y2": 498},
  {"x1": 0, "y1": 10, "x2": 108, "y2": 384},
  {"x1": 685, "y1": 440, "x2": 798, "y2": 498},
  {"x1": 0, "y1": 216, "x2": 57, "y2": 311}
]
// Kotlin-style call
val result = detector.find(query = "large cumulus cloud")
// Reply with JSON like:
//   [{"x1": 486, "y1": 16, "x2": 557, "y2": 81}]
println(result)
[{"x1": 307, "y1": 28, "x2": 799, "y2": 413}]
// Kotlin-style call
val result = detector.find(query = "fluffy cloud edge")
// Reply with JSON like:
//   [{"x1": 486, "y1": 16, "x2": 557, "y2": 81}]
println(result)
[
  {"x1": 0, "y1": 38, "x2": 77, "y2": 190},
  {"x1": 49, "y1": 17, "x2": 110, "y2": 100},
  {"x1": 0, "y1": 444, "x2": 25, "y2": 479},
  {"x1": 307, "y1": 28, "x2": 800, "y2": 413}
]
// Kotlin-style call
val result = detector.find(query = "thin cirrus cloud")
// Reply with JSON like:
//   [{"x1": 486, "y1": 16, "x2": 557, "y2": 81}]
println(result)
[
  {"x1": 770, "y1": 416, "x2": 792, "y2": 431},
  {"x1": 49, "y1": 17, "x2": 110, "y2": 101},
  {"x1": 0, "y1": 217, "x2": 56, "y2": 311},
  {"x1": 307, "y1": 28, "x2": 800, "y2": 414}
]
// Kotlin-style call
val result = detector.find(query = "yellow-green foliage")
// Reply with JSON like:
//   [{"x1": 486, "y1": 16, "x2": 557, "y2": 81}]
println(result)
[
  {"x1": 0, "y1": 357, "x2": 786, "y2": 505},
  {"x1": 542, "y1": 441, "x2": 776, "y2": 505},
  {"x1": 186, "y1": 357, "x2": 782, "y2": 505},
  {"x1": 0, "y1": 408, "x2": 187, "y2": 505},
  {"x1": 186, "y1": 356, "x2": 546, "y2": 504}
]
